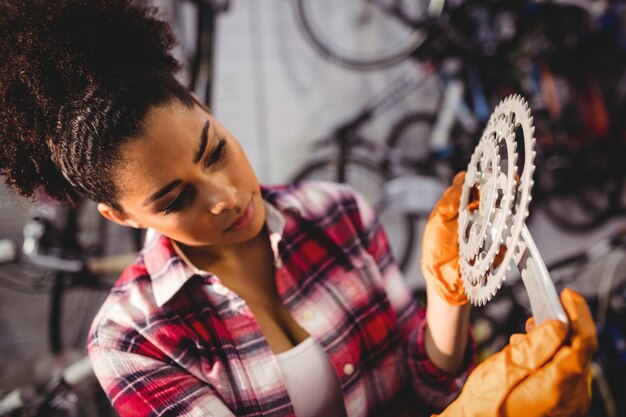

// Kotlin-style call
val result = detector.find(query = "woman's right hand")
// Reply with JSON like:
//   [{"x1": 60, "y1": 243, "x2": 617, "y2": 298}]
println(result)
[
  {"x1": 434, "y1": 288, "x2": 598, "y2": 417},
  {"x1": 421, "y1": 172, "x2": 468, "y2": 306}
]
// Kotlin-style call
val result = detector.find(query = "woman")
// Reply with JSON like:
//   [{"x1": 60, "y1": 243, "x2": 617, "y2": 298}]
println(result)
[{"x1": 0, "y1": 1, "x2": 596, "y2": 416}]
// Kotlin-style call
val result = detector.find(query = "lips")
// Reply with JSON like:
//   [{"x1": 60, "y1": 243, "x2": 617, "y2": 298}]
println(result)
[{"x1": 224, "y1": 198, "x2": 254, "y2": 232}]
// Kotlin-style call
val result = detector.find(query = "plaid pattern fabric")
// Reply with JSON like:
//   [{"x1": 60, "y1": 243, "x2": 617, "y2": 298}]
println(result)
[{"x1": 88, "y1": 181, "x2": 474, "y2": 417}]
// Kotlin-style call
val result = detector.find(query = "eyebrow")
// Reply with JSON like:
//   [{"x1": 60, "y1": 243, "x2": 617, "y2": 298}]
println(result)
[
  {"x1": 143, "y1": 179, "x2": 183, "y2": 207},
  {"x1": 193, "y1": 120, "x2": 210, "y2": 163},
  {"x1": 142, "y1": 120, "x2": 210, "y2": 207}
]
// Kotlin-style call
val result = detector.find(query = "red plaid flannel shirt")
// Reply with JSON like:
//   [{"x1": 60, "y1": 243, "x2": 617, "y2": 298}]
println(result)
[{"x1": 88, "y1": 181, "x2": 474, "y2": 417}]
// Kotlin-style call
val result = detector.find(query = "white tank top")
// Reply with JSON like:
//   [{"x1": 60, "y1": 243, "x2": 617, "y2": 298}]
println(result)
[{"x1": 275, "y1": 337, "x2": 347, "y2": 417}]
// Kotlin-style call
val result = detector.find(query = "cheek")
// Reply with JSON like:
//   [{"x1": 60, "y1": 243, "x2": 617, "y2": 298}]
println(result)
[
  {"x1": 151, "y1": 210, "x2": 209, "y2": 238},
  {"x1": 229, "y1": 144, "x2": 257, "y2": 182}
]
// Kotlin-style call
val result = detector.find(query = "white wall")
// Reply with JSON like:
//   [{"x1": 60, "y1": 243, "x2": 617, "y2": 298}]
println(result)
[{"x1": 212, "y1": 1, "x2": 436, "y2": 182}]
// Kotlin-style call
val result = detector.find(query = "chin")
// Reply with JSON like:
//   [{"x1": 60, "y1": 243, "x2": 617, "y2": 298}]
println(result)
[{"x1": 249, "y1": 209, "x2": 266, "y2": 238}]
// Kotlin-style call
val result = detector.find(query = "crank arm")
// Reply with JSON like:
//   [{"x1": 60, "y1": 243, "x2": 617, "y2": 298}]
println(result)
[{"x1": 515, "y1": 225, "x2": 569, "y2": 325}]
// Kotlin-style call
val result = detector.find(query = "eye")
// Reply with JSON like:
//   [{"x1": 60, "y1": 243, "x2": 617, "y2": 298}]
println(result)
[
  {"x1": 159, "y1": 138, "x2": 226, "y2": 215},
  {"x1": 162, "y1": 189, "x2": 193, "y2": 215},
  {"x1": 205, "y1": 138, "x2": 226, "y2": 168}
]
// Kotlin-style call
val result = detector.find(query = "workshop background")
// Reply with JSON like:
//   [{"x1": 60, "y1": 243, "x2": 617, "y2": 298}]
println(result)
[{"x1": 1, "y1": 1, "x2": 625, "y2": 416}]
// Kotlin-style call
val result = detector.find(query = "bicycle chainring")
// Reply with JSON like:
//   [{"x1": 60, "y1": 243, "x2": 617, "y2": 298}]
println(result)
[{"x1": 458, "y1": 95, "x2": 536, "y2": 305}]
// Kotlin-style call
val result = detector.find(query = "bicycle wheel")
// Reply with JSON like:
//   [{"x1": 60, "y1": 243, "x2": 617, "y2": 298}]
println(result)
[
  {"x1": 537, "y1": 145, "x2": 619, "y2": 232},
  {"x1": 294, "y1": 0, "x2": 429, "y2": 70},
  {"x1": 386, "y1": 111, "x2": 467, "y2": 180},
  {"x1": 292, "y1": 156, "x2": 417, "y2": 273},
  {"x1": 386, "y1": 112, "x2": 436, "y2": 162}
]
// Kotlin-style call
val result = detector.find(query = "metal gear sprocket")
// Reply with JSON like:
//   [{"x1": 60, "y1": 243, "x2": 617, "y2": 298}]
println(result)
[
  {"x1": 458, "y1": 95, "x2": 568, "y2": 324},
  {"x1": 458, "y1": 115, "x2": 517, "y2": 303}
]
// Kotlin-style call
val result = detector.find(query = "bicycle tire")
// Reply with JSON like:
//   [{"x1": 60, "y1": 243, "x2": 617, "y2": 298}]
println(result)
[
  {"x1": 386, "y1": 112, "x2": 436, "y2": 161},
  {"x1": 386, "y1": 111, "x2": 470, "y2": 179},
  {"x1": 292, "y1": 156, "x2": 417, "y2": 273},
  {"x1": 293, "y1": 0, "x2": 428, "y2": 71},
  {"x1": 537, "y1": 145, "x2": 620, "y2": 232},
  {"x1": 542, "y1": 191, "x2": 612, "y2": 232}
]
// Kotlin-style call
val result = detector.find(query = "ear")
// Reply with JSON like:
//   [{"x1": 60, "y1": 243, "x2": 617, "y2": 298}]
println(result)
[{"x1": 97, "y1": 203, "x2": 144, "y2": 229}]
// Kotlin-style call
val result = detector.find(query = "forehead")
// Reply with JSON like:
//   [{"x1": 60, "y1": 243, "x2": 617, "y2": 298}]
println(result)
[
  {"x1": 115, "y1": 101, "x2": 209, "y2": 199},
  {"x1": 140, "y1": 100, "x2": 205, "y2": 143}
]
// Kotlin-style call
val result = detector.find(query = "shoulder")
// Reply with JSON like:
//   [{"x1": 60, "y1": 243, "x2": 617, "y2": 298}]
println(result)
[
  {"x1": 262, "y1": 181, "x2": 363, "y2": 220},
  {"x1": 87, "y1": 254, "x2": 157, "y2": 349},
  {"x1": 263, "y1": 182, "x2": 371, "y2": 254}
]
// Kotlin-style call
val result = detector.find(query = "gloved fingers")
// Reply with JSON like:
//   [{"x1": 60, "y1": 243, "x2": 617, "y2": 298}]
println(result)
[
  {"x1": 525, "y1": 317, "x2": 536, "y2": 332},
  {"x1": 560, "y1": 289, "x2": 599, "y2": 364},
  {"x1": 429, "y1": 171, "x2": 465, "y2": 221},
  {"x1": 421, "y1": 262, "x2": 467, "y2": 306},
  {"x1": 467, "y1": 199, "x2": 480, "y2": 212},
  {"x1": 421, "y1": 171, "x2": 469, "y2": 305},
  {"x1": 432, "y1": 317, "x2": 569, "y2": 417},
  {"x1": 465, "y1": 318, "x2": 567, "y2": 401},
  {"x1": 544, "y1": 371, "x2": 591, "y2": 417},
  {"x1": 506, "y1": 318, "x2": 568, "y2": 369},
  {"x1": 503, "y1": 347, "x2": 591, "y2": 417}
]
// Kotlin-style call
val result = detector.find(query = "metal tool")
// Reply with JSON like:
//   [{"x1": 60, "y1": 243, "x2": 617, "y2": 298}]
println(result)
[{"x1": 458, "y1": 94, "x2": 568, "y2": 324}]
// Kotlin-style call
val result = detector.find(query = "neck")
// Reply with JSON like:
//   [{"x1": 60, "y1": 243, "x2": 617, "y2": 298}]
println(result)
[
  {"x1": 176, "y1": 226, "x2": 280, "y2": 300},
  {"x1": 174, "y1": 226, "x2": 273, "y2": 275}
]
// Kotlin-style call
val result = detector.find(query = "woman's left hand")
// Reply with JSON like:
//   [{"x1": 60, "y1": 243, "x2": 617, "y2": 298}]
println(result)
[
  {"x1": 421, "y1": 172, "x2": 468, "y2": 306},
  {"x1": 433, "y1": 288, "x2": 598, "y2": 417}
]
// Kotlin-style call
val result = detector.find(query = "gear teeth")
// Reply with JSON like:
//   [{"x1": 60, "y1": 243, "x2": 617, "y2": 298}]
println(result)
[
  {"x1": 459, "y1": 137, "x2": 502, "y2": 262},
  {"x1": 460, "y1": 94, "x2": 538, "y2": 307},
  {"x1": 505, "y1": 234, "x2": 515, "y2": 250}
]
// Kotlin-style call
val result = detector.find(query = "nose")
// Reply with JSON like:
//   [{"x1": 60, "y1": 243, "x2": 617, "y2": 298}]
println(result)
[{"x1": 208, "y1": 183, "x2": 238, "y2": 215}]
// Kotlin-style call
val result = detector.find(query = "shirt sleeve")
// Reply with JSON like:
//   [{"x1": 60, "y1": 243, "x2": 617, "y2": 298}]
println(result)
[
  {"x1": 351, "y1": 188, "x2": 475, "y2": 413},
  {"x1": 88, "y1": 341, "x2": 235, "y2": 417}
]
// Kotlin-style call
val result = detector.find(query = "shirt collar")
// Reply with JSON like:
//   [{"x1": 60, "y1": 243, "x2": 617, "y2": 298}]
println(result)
[
  {"x1": 260, "y1": 184, "x2": 303, "y2": 216},
  {"x1": 143, "y1": 189, "x2": 292, "y2": 308},
  {"x1": 142, "y1": 231, "x2": 197, "y2": 308}
]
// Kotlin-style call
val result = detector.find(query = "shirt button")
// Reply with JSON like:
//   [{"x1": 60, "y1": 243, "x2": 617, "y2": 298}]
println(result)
[
  {"x1": 302, "y1": 309, "x2": 316, "y2": 321},
  {"x1": 274, "y1": 257, "x2": 283, "y2": 268},
  {"x1": 343, "y1": 363, "x2": 354, "y2": 376}
]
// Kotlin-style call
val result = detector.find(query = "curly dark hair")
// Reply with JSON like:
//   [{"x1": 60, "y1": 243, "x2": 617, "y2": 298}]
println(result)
[{"x1": 0, "y1": 0, "x2": 194, "y2": 209}]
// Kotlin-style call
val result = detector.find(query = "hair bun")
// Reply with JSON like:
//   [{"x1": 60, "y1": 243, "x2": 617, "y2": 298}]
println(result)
[
  {"x1": 3, "y1": 0, "x2": 179, "y2": 107},
  {"x1": 0, "y1": 0, "x2": 181, "y2": 202}
]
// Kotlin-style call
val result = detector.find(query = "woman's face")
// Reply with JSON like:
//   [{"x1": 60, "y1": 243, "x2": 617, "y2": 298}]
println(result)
[{"x1": 109, "y1": 99, "x2": 266, "y2": 250}]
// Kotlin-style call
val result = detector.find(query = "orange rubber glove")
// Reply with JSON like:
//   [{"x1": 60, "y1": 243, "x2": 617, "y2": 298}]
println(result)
[
  {"x1": 421, "y1": 172, "x2": 468, "y2": 305},
  {"x1": 435, "y1": 288, "x2": 598, "y2": 417}
]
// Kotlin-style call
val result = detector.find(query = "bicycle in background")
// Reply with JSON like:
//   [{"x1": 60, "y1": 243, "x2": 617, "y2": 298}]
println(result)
[
  {"x1": 164, "y1": 0, "x2": 230, "y2": 106},
  {"x1": 0, "y1": 195, "x2": 140, "y2": 417},
  {"x1": 291, "y1": 0, "x2": 626, "y2": 257},
  {"x1": 291, "y1": 56, "x2": 486, "y2": 272}
]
